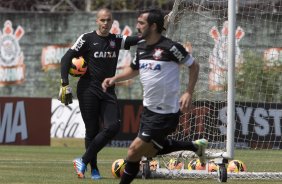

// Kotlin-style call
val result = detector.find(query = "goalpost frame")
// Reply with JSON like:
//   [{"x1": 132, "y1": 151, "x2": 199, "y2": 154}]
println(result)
[
  {"x1": 140, "y1": 0, "x2": 282, "y2": 181},
  {"x1": 166, "y1": 0, "x2": 237, "y2": 161},
  {"x1": 225, "y1": 0, "x2": 236, "y2": 160}
]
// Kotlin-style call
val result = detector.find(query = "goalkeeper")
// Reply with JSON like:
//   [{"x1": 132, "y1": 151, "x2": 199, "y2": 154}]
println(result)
[
  {"x1": 102, "y1": 8, "x2": 207, "y2": 184},
  {"x1": 58, "y1": 8, "x2": 141, "y2": 180}
]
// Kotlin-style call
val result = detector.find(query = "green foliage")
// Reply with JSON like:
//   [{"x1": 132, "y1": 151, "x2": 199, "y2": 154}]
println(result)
[{"x1": 236, "y1": 50, "x2": 282, "y2": 102}]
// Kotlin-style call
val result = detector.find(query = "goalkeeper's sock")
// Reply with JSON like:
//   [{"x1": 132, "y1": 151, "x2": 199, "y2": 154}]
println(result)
[
  {"x1": 157, "y1": 139, "x2": 197, "y2": 155},
  {"x1": 119, "y1": 161, "x2": 140, "y2": 184},
  {"x1": 84, "y1": 137, "x2": 98, "y2": 171}
]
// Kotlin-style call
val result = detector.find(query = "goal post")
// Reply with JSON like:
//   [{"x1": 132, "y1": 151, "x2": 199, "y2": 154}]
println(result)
[
  {"x1": 226, "y1": 0, "x2": 236, "y2": 161},
  {"x1": 164, "y1": 0, "x2": 236, "y2": 161},
  {"x1": 143, "y1": 0, "x2": 282, "y2": 181}
]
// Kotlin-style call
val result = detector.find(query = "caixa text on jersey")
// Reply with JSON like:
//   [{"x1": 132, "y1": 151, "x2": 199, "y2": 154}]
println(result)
[{"x1": 94, "y1": 51, "x2": 117, "y2": 58}]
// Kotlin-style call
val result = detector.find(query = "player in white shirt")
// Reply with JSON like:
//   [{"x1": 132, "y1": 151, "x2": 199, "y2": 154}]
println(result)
[{"x1": 102, "y1": 8, "x2": 208, "y2": 184}]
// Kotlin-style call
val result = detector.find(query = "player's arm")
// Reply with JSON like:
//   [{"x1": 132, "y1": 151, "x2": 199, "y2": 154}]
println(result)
[
  {"x1": 59, "y1": 34, "x2": 88, "y2": 105},
  {"x1": 115, "y1": 66, "x2": 139, "y2": 82},
  {"x1": 186, "y1": 61, "x2": 199, "y2": 94},
  {"x1": 122, "y1": 35, "x2": 143, "y2": 50},
  {"x1": 170, "y1": 43, "x2": 200, "y2": 112},
  {"x1": 182, "y1": 56, "x2": 199, "y2": 112},
  {"x1": 102, "y1": 66, "x2": 139, "y2": 92},
  {"x1": 61, "y1": 34, "x2": 88, "y2": 86},
  {"x1": 170, "y1": 42, "x2": 199, "y2": 93},
  {"x1": 102, "y1": 52, "x2": 140, "y2": 92},
  {"x1": 61, "y1": 50, "x2": 79, "y2": 85}
]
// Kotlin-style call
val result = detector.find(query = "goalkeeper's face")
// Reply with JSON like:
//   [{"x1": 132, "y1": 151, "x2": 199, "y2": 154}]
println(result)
[{"x1": 96, "y1": 9, "x2": 113, "y2": 36}]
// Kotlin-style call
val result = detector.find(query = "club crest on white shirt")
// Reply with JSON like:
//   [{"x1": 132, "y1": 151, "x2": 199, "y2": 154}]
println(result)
[{"x1": 153, "y1": 48, "x2": 163, "y2": 60}]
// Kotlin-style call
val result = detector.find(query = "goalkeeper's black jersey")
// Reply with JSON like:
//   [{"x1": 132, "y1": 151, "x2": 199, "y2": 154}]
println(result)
[{"x1": 61, "y1": 31, "x2": 139, "y2": 91}]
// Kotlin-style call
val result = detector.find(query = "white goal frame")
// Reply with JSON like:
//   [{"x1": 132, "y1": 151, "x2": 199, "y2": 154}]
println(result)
[
  {"x1": 139, "y1": 0, "x2": 282, "y2": 182},
  {"x1": 166, "y1": 0, "x2": 236, "y2": 161}
]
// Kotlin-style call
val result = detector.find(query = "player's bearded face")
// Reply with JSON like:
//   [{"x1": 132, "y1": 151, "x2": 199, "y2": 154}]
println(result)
[
  {"x1": 138, "y1": 27, "x2": 150, "y2": 38},
  {"x1": 137, "y1": 13, "x2": 151, "y2": 38}
]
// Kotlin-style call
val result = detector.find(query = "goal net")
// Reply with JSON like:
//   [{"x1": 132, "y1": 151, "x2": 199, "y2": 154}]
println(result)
[{"x1": 150, "y1": 0, "x2": 282, "y2": 181}]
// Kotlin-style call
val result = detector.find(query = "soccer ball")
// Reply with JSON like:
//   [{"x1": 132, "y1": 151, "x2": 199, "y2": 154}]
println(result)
[
  {"x1": 139, "y1": 159, "x2": 159, "y2": 171},
  {"x1": 227, "y1": 160, "x2": 247, "y2": 173},
  {"x1": 187, "y1": 159, "x2": 205, "y2": 170},
  {"x1": 149, "y1": 160, "x2": 159, "y2": 171},
  {"x1": 111, "y1": 159, "x2": 126, "y2": 178},
  {"x1": 207, "y1": 160, "x2": 218, "y2": 172},
  {"x1": 187, "y1": 159, "x2": 218, "y2": 172},
  {"x1": 69, "y1": 56, "x2": 87, "y2": 77},
  {"x1": 167, "y1": 158, "x2": 183, "y2": 170}
]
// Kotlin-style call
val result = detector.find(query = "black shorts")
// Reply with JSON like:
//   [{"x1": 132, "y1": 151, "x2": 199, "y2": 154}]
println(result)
[{"x1": 137, "y1": 107, "x2": 180, "y2": 150}]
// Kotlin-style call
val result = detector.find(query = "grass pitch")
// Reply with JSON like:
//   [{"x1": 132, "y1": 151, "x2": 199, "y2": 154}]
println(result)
[{"x1": 0, "y1": 138, "x2": 281, "y2": 184}]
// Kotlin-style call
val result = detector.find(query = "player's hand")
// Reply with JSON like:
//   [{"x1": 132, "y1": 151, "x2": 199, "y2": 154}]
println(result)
[
  {"x1": 179, "y1": 92, "x2": 193, "y2": 113},
  {"x1": 58, "y1": 82, "x2": 73, "y2": 105},
  {"x1": 102, "y1": 77, "x2": 116, "y2": 92}
]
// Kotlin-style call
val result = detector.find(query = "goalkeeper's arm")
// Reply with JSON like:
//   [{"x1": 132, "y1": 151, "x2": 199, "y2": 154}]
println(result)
[
  {"x1": 58, "y1": 80, "x2": 73, "y2": 105},
  {"x1": 60, "y1": 49, "x2": 76, "y2": 86},
  {"x1": 59, "y1": 50, "x2": 77, "y2": 105}
]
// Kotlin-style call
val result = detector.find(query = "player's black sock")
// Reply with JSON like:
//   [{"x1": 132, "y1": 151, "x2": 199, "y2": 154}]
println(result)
[
  {"x1": 82, "y1": 122, "x2": 119, "y2": 164},
  {"x1": 90, "y1": 157, "x2": 98, "y2": 171},
  {"x1": 84, "y1": 137, "x2": 98, "y2": 171},
  {"x1": 157, "y1": 139, "x2": 197, "y2": 155},
  {"x1": 119, "y1": 161, "x2": 140, "y2": 184}
]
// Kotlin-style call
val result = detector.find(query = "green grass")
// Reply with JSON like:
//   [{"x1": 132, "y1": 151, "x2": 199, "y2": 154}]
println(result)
[{"x1": 0, "y1": 138, "x2": 281, "y2": 184}]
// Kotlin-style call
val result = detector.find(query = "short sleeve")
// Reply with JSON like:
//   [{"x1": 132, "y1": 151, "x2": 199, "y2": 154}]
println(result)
[
  {"x1": 123, "y1": 36, "x2": 142, "y2": 50},
  {"x1": 70, "y1": 33, "x2": 88, "y2": 56},
  {"x1": 169, "y1": 42, "x2": 194, "y2": 67}
]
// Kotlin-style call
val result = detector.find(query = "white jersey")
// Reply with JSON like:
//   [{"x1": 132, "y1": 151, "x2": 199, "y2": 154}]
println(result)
[{"x1": 131, "y1": 37, "x2": 194, "y2": 114}]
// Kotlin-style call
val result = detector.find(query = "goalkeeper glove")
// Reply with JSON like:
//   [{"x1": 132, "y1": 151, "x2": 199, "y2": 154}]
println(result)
[{"x1": 58, "y1": 80, "x2": 73, "y2": 105}]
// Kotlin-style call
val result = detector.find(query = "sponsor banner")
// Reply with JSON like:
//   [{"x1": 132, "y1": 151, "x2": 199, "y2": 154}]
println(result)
[
  {"x1": 51, "y1": 99, "x2": 282, "y2": 149},
  {"x1": 115, "y1": 100, "x2": 143, "y2": 140},
  {"x1": 41, "y1": 44, "x2": 70, "y2": 71},
  {"x1": 50, "y1": 99, "x2": 142, "y2": 139},
  {"x1": 51, "y1": 100, "x2": 85, "y2": 138},
  {"x1": 178, "y1": 102, "x2": 282, "y2": 149},
  {"x1": 0, "y1": 97, "x2": 51, "y2": 145},
  {"x1": 0, "y1": 20, "x2": 25, "y2": 86}
]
